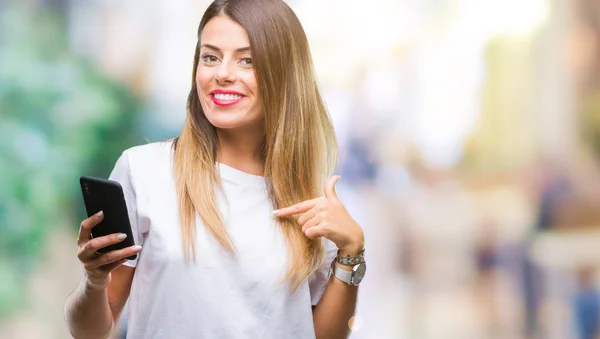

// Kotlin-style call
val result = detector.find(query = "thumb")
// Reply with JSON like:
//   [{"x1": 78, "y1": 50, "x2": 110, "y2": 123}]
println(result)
[{"x1": 324, "y1": 175, "x2": 341, "y2": 201}]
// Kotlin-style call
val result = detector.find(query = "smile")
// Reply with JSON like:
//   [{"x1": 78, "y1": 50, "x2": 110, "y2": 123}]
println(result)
[{"x1": 210, "y1": 90, "x2": 246, "y2": 107}]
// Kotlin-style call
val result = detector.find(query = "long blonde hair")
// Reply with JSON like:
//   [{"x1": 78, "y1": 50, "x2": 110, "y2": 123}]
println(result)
[{"x1": 173, "y1": 0, "x2": 337, "y2": 290}]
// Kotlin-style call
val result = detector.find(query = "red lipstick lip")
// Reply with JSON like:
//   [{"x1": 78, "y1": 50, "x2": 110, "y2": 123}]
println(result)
[{"x1": 209, "y1": 89, "x2": 246, "y2": 107}]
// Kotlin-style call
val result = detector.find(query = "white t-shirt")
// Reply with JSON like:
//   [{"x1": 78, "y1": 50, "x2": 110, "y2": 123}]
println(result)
[{"x1": 108, "y1": 141, "x2": 338, "y2": 339}]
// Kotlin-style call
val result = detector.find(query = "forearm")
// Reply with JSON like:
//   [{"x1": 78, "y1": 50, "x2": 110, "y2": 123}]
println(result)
[
  {"x1": 64, "y1": 275, "x2": 114, "y2": 339},
  {"x1": 312, "y1": 263, "x2": 358, "y2": 339}
]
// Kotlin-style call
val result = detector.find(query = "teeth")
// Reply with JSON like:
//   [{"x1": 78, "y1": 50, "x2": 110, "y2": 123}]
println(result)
[{"x1": 214, "y1": 93, "x2": 242, "y2": 101}]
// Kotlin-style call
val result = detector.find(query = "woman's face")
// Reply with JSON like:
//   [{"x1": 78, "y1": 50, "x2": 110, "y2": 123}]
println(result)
[{"x1": 197, "y1": 16, "x2": 263, "y2": 132}]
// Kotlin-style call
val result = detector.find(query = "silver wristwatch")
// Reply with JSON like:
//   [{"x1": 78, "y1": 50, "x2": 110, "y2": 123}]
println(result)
[{"x1": 329, "y1": 260, "x2": 367, "y2": 286}]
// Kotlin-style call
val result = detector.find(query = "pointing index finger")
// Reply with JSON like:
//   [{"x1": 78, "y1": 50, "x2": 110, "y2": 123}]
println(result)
[{"x1": 273, "y1": 198, "x2": 319, "y2": 217}]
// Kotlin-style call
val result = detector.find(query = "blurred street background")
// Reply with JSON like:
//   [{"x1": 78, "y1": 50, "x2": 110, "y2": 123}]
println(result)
[{"x1": 1, "y1": 0, "x2": 600, "y2": 338}]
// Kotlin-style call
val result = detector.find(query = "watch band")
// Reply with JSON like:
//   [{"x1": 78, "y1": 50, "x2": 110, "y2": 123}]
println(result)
[{"x1": 330, "y1": 261, "x2": 354, "y2": 285}]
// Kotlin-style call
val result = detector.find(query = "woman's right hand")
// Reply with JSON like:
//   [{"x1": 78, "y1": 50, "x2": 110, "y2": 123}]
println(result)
[{"x1": 76, "y1": 211, "x2": 142, "y2": 289}]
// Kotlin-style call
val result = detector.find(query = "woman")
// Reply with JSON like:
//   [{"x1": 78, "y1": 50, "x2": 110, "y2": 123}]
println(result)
[{"x1": 65, "y1": 0, "x2": 366, "y2": 338}]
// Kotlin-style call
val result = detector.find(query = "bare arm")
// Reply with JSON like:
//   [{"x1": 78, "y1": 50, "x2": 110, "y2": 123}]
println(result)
[
  {"x1": 64, "y1": 212, "x2": 141, "y2": 339},
  {"x1": 312, "y1": 262, "x2": 358, "y2": 339},
  {"x1": 274, "y1": 176, "x2": 364, "y2": 339},
  {"x1": 65, "y1": 266, "x2": 135, "y2": 339}
]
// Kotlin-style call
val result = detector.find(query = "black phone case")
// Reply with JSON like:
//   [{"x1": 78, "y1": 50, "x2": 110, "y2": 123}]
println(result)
[{"x1": 80, "y1": 176, "x2": 137, "y2": 260}]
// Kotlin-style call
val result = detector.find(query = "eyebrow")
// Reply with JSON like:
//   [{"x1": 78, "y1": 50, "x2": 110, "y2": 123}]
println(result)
[{"x1": 200, "y1": 44, "x2": 251, "y2": 53}]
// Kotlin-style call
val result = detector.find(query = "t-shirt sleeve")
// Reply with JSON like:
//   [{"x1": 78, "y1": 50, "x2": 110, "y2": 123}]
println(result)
[
  {"x1": 108, "y1": 150, "x2": 142, "y2": 268},
  {"x1": 308, "y1": 238, "x2": 338, "y2": 306}
]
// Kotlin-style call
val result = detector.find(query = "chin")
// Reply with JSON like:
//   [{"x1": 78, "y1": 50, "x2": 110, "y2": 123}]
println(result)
[
  {"x1": 200, "y1": 100, "x2": 262, "y2": 131},
  {"x1": 205, "y1": 112, "x2": 248, "y2": 130}
]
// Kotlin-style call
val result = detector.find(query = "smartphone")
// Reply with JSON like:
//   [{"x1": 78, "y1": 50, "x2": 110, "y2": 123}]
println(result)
[{"x1": 80, "y1": 176, "x2": 137, "y2": 260}]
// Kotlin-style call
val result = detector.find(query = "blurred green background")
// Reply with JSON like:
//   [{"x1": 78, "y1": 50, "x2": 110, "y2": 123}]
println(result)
[
  {"x1": 1, "y1": 0, "x2": 600, "y2": 338},
  {"x1": 0, "y1": 0, "x2": 145, "y2": 326}
]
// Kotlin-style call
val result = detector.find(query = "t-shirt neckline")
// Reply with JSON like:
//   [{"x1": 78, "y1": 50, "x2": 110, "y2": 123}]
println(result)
[{"x1": 217, "y1": 162, "x2": 265, "y2": 186}]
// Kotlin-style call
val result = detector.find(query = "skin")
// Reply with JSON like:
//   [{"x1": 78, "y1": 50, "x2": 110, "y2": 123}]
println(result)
[
  {"x1": 197, "y1": 15, "x2": 265, "y2": 174},
  {"x1": 273, "y1": 175, "x2": 364, "y2": 256},
  {"x1": 64, "y1": 15, "x2": 364, "y2": 339},
  {"x1": 63, "y1": 212, "x2": 139, "y2": 339}
]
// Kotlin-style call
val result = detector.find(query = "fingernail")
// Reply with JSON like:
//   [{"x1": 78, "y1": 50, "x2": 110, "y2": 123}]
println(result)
[
  {"x1": 272, "y1": 210, "x2": 280, "y2": 215},
  {"x1": 132, "y1": 245, "x2": 142, "y2": 252},
  {"x1": 117, "y1": 233, "x2": 127, "y2": 240},
  {"x1": 96, "y1": 211, "x2": 104, "y2": 218}
]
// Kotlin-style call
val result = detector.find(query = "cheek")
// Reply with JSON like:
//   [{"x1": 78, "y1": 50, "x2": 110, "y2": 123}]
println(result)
[
  {"x1": 196, "y1": 67, "x2": 213, "y2": 91},
  {"x1": 247, "y1": 74, "x2": 259, "y2": 94},
  {"x1": 241, "y1": 73, "x2": 260, "y2": 105}
]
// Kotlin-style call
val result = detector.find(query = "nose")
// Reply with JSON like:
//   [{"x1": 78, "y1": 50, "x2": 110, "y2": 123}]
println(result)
[{"x1": 215, "y1": 61, "x2": 237, "y2": 84}]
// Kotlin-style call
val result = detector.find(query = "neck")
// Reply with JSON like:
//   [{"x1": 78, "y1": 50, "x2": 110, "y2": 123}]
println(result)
[{"x1": 216, "y1": 126, "x2": 265, "y2": 176}]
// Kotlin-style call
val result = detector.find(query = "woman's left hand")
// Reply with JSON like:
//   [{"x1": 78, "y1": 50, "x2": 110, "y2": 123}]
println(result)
[{"x1": 273, "y1": 176, "x2": 364, "y2": 256}]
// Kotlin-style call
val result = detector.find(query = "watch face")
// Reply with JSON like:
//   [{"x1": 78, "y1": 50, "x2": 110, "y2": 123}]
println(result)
[{"x1": 352, "y1": 262, "x2": 367, "y2": 285}]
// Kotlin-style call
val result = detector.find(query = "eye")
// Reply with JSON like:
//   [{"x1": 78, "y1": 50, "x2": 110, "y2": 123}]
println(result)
[
  {"x1": 201, "y1": 54, "x2": 219, "y2": 63},
  {"x1": 240, "y1": 57, "x2": 253, "y2": 66}
]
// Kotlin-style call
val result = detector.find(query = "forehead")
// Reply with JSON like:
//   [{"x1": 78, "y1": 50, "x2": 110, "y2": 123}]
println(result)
[{"x1": 201, "y1": 15, "x2": 250, "y2": 49}]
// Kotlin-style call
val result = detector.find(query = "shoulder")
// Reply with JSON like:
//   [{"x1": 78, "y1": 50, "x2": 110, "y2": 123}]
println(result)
[
  {"x1": 112, "y1": 140, "x2": 175, "y2": 183},
  {"x1": 123, "y1": 140, "x2": 174, "y2": 162}
]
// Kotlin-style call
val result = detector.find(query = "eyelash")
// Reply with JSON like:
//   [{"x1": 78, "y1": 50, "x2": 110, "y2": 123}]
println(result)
[
  {"x1": 240, "y1": 57, "x2": 252, "y2": 66},
  {"x1": 200, "y1": 54, "x2": 253, "y2": 67},
  {"x1": 201, "y1": 54, "x2": 219, "y2": 63}
]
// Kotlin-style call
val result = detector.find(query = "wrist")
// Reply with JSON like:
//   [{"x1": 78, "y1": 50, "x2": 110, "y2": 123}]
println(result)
[
  {"x1": 338, "y1": 243, "x2": 364, "y2": 257},
  {"x1": 84, "y1": 273, "x2": 110, "y2": 291},
  {"x1": 329, "y1": 252, "x2": 368, "y2": 286}
]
